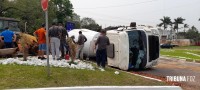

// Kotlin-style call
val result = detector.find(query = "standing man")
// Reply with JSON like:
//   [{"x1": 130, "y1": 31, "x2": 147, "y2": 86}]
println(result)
[
  {"x1": 49, "y1": 23, "x2": 61, "y2": 60},
  {"x1": 0, "y1": 27, "x2": 16, "y2": 48},
  {"x1": 76, "y1": 31, "x2": 87, "y2": 60},
  {"x1": 58, "y1": 22, "x2": 69, "y2": 59},
  {"x1": 33, "y1": 24, "x2": 46, "y2": 60},
  {"x1": 94, "y1": 30, "x2": 110, "y2": 71}
]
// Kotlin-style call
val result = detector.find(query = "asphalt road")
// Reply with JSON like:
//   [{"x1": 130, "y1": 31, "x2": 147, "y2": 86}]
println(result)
[{"x1": 139, "y1": 57, "x2": 200, "y2": 90}]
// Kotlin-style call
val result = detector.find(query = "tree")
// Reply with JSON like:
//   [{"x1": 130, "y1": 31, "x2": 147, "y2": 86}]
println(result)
[
  {"x1": 158, "y1": 16, "x2": 172, "y2": 31},
  {"x1": 199, "y1": 18, "x2": 200, "y2": 21},
  {"x1": 81, "y1": 17, "x2": 102, "y2": 31},
  {"x1": 0, "y1": 0, "x2": 18, "y2": 17},
  {"x1": 173, "y1": 17, "x2": 185, "y2": 33},
  {"x1": 81, "y1": 17, "x2": 96, "y2": 26},
  {"x1": 50, "y1": 0, "x2": 73, "y2": 23},
  {"x1": 185, "y1": 26, "x2": 200, "y2": 41},
  {"x1": 67, "y1": 13, "x2": 81, "y2": 29},
  {"x1": 1, "y1": 0, "x2": 58, "y2": 34},
  {"x1": 183, "y1": 24, "x2": 189, "y2": 33}
]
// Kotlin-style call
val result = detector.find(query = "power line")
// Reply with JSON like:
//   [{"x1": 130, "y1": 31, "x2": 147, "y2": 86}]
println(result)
[
  {"x1": 74, "y1": 0, "x2": 159, "y2": 9},
  {"x1": 73, "y1": 0, "x2": 200, "y2": 27},
  {"x1": 75, "y1": 0, "x2": 200, "y2": 23},
  {"x1": 76, "y1": 10, "x2": 158, "y2": 23}
]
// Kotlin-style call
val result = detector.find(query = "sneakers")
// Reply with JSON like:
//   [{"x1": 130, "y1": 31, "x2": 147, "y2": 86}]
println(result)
[
  {"x1": 38, "y1": 57, "x2": 42, "y2": 59},
  {"x1": 98, "y1": 67, "x2": 105, "y2": 72},
  {"x1": 57, "y1": 58, "x2": 62, "y2": 60},
  {"x1": 41, "y1": 57, "x2": 46, "y2": 60},
  {"x1": 38, "y1": 57, "x2": 46, "y2": 60},
  {"x1": 100, "y1": 68, "x2": 105, "y2": 72}
]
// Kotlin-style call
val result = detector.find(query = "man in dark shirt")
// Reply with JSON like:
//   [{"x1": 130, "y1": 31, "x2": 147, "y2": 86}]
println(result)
[
  {"x1": 58, "y1": 22, "x2": 69, "y2": 59},
  {"x1": 49, "y1": 23, "x2": 61, "y2": 60},
  {"x1": 94, "y1": 30, "x2": 110, "y2": 71},
  {"x1": 76, "y1": 31, "x2": 87, "y2": 60}
]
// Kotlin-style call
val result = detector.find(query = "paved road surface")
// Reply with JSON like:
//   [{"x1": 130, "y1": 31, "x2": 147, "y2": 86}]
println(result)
[{"x1": 139, "y1": 57, "x2": 200, "y2": 90}]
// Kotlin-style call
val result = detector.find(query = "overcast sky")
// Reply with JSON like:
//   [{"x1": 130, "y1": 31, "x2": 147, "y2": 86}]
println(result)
[{"x1": 70, "y1": 0, "x2": 200, "y2": 31}]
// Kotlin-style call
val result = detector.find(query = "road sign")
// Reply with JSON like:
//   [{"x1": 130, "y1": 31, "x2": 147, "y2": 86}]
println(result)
[
  {"x1": 41, "y1": 0, "x2": 48, "y2": 11},
  {"x1": 41, "y1": 0, "x2": 50, "y2": 76}
]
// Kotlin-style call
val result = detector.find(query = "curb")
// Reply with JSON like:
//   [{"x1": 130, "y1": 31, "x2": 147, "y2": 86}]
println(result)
[{"x1": 9, "y1": 86, "x2": 182, "y2": 90}]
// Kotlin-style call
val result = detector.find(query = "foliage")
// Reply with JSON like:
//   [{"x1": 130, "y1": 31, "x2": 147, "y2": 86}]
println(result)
[
  {"x1": 81, "y1": 17, "x2": 96, "y2": 26},
  {"x1": 173, "y1": 17, "x2": 185, "y2": 33},
  {"x1": 158, "y1": 16, "x2": 172, "y2": 30},
  {"x1": 50, "y1": 0, "x2": 73, "y2": 23},
  {"x1": 185, "y1": 26, "x2": 200, "y2": 41},
  {"x1": 1, "y1": 0, "x2": 101, "y2": 33},
  {"x1": 0, "y1": 0, "x2": 17, "y2": 16},
  {"x1": 0, "y1": 0, "x2": 58, "y2": 34},
  {"x1": 0, "y1": 65, "x2": 166, "y2": 89},
  {"x1": 183, "y1": 24, "x2": 189, "y2": 32},
  {"x1": 81, "y1": 17, "x2": 102, "y2": 31},
  {"x1": 68, "y1": 13, "x2": 81, "y2": 29},
  {"x1": 0, "y1": 0, "x2": 74, "y2": 34}
]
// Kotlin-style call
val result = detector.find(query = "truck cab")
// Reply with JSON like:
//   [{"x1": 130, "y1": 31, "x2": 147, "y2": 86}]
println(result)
[
  {"x1": 106, "y1": 26, "x2": 160, "y2": 70},
  {"x1": 0, "y1": 17, "x2": 21, "y2": 49},
  {"x1": 0, "y1": 17, "x2": 20, "y2": 34}
]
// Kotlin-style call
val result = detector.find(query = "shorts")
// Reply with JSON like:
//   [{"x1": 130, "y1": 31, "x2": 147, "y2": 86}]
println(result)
[{"x1": 39, "y1": 44, "x2": 46, "y2": 51}]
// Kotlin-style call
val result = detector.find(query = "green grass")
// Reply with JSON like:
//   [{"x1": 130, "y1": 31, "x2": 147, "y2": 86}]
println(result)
[
  {"x1": 0, "y1": 65, "x2": 166, "y2": 89},
  {"x1": 173, "y1": 46, "x2": 200, "y2": 50},
  {"x1": 160, "y1": 46, "x2": 200, "y2": 61}
]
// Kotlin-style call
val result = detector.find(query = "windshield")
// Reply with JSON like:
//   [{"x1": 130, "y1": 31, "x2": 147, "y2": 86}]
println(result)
[
  {"x1": 0, "y1": 20, "x2": 20, "y2": 33},
  {"x1": 127, "y1": 30, "x2": 147, "y2": 69},
  {"x1": 9, "y1": 21, "x2": 20, "y2": 32}
]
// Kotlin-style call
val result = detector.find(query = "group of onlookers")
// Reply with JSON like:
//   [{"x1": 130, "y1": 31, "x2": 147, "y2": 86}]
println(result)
[
  {"x1": 0, "y1": 22, "x2": 110, "y2": 71},
  {"x1": 34, "y1": 22, "x2": 88, "y2": 60}
]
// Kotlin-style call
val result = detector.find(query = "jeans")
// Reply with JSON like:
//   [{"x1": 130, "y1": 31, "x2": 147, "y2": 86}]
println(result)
[
  {"x1": 50, "y1": 37, "x2": 60, "y2": 59},
  {"x1": 4, "y1": 42, "x2": 13, "y2": 48},
  {"x1": 96, "y1": 49, "x2": 107, "y2": 68},
  {"x1": 76, "y1": 44, "x2": 84, "y2": 59},
  {"x1": 60, "y1": 41, "x2": 69, "y2": 58}
]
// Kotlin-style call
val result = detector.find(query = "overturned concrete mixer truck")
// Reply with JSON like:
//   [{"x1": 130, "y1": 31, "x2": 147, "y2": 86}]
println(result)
[{"x1": 68, "y1": 23, "x2": 160, "y2": 70}]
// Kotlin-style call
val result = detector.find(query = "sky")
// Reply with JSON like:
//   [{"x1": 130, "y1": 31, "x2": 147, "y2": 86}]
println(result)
[{"x1": 70, "y1": 0, "x2": 200, "y2": 31}]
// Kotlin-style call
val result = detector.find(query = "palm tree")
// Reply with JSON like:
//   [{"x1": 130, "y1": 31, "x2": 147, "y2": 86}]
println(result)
[
  {"x1": 173, "y1": 17, "x2": 185, "y2": 38},
  {"x1": 183, "y1": 24, "x2": 189, "y2": 33},
  {"x1": 158, "y1": 16, "x2": 172, "y2": 31}
]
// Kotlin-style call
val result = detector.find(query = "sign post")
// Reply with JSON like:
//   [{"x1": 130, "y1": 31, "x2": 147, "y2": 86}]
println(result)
[{"x1": 41, "y1": 0, "x2": 50, "y2": 77}]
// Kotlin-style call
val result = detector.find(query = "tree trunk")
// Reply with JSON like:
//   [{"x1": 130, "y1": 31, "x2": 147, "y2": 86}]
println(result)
[{"x1": 176, "y1": 24, "x2": 179, "y2": 39}]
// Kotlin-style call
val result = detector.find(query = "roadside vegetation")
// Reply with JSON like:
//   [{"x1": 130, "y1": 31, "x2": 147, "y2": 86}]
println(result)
[
  {"x1": 0, "y1": 64, "x2": 166, "y2": 89},
  {"x1": 160, "y1": 46, "x2": 200, "y2": 62}
]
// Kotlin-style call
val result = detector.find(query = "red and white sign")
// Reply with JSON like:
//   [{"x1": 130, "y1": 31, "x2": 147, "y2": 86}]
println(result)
[{"x1": 41, "y1": 0, "x2": 48, "y2": 11}]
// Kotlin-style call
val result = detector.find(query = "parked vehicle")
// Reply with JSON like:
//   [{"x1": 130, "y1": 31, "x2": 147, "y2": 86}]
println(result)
[
  {"x1": 160, "y1": 43, "x2": 173, "y2": 49},
  {"x1": 0, "y1": 17, "x2": 38, "y2": 56},
  {"x1": 0, "y1": 17, "x2": 21, "y2": 49},
  {"x1": 0, "y1": 17, "x2": 20, "y2": 34}
]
